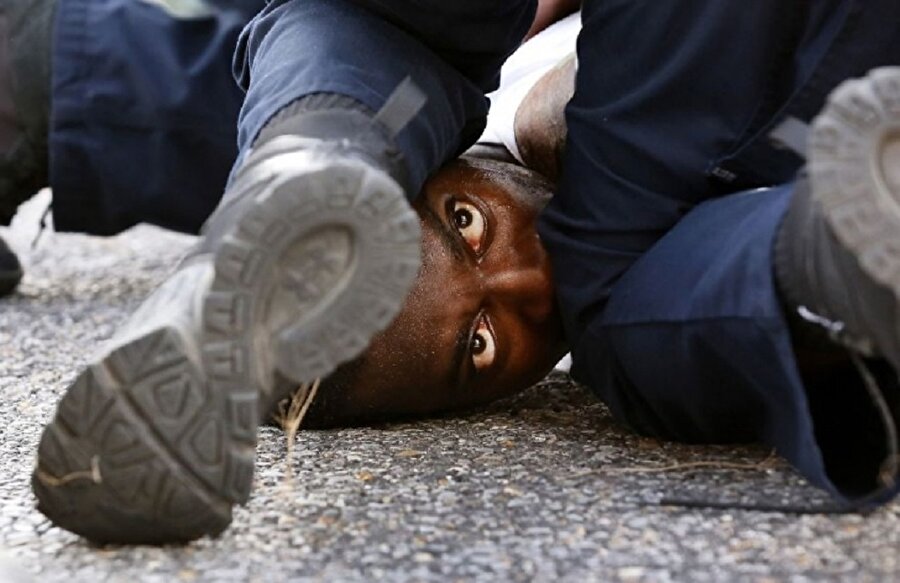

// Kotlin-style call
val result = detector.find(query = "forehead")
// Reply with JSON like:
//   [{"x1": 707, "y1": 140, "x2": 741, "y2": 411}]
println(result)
[{"x1": 423, "y1": 158, "x2": 552, "y2": 212}]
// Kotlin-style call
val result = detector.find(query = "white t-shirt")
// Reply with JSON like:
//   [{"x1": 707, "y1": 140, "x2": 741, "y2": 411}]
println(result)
[{"x1": 480, "y1": 12, "x2": 581, "y2": 164}]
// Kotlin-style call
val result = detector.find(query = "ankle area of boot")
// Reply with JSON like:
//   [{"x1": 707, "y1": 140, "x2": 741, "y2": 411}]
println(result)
[
  {"x1": 187, "y1": 95, "x2": 411, "y2": 264},
  {"x1": 243, "y1": 94, "x2": 409, "y2": 191},
  {"x1": 773, "y1": 178, "x2": 884, "y2": 358}
]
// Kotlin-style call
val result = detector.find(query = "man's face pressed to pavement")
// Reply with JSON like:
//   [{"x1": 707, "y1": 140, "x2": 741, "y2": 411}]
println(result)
[{"x1": 304, "y1": 157, "x2": 568, "y2": 426}]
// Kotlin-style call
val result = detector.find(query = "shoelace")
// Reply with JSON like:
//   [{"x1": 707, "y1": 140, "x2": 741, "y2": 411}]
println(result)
[{"x1": 849, "y1": 351, "x2": 900, "y2": 491}]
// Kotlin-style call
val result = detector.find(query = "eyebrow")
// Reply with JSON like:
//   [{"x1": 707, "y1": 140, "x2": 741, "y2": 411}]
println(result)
[{"x1": 419, "y1": 203, "x2": 473, "y2": 389}]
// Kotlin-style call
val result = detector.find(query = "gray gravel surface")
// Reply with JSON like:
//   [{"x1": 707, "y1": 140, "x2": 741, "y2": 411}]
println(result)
[{"x1": 1, "y1": 193, "x2": 899, "y2": 582}]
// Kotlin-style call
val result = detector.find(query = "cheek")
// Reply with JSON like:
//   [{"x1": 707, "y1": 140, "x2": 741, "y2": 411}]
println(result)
[
  {"x1": 346, "y1": 334, "x2": 424, "y2": 412},
  {"x1": 351, "y1": 285, "x2": 449, "y2": 411},
  {"x1": 512, "y1": 325, "x2": 554, "y2": 367},
  {"x1": 498, "y1": 306, "x2": 566, "y2": 387},
  {"x1": 387, "y1": 226, "x2": 453, "y2": 346},
  {"x1": 362, "y1": 304, "x2": 431, "y2": 387},
  {"x1": 352, "y1": 336, "x2": 460, "y2": 415}
]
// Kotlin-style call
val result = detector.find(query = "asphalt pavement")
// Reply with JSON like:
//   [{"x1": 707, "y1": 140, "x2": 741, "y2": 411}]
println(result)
[{"x1": 1, "y1": 193, "x2": 898, "y2": 582}]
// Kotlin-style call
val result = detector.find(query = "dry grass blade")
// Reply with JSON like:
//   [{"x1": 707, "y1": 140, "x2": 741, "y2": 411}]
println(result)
[
  {"x1": 575, "y1": 450, "x2": 780, "y2": 477},
  {"x1": 275, "y1": 379, "x2": 322, "y2": 487}
]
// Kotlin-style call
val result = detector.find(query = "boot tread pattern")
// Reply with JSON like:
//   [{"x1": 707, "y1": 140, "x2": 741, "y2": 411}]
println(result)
[
  {"x1": 33, "y1": 151, "x2": 421, "y2": 544},
  {"x1": 32, "y1": 329, "x2": 234, "y2": 544},
  {"x1": 204, "y1": 155, "x2": 421, "y2": 386}
]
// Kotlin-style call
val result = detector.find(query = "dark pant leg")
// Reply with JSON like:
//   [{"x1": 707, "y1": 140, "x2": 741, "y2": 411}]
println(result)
[
  {"x1": 538, "y1": 0, "x2": 847, "y2": 350},
  {"x1": 0, "y1": 0, "x2": 55, "y2": 224},
  {"x1": 539, "y1": 0, "x2": 900, "y2": 356},
  {"x1": 346, "y1": 0, "x2": 536, "y2": 91},
  {"x1": 232, "y1": 0, "x2": 536, "y2": 195},
  {"x1": 594, "y1": 184, "x2": 899, "y2": 506},
  {"x1": 536, "y1": 0, "x2": 900, "y2": 505},
  {"x1": 50, "y1": 0, "x2": 264, "y2": 235}
]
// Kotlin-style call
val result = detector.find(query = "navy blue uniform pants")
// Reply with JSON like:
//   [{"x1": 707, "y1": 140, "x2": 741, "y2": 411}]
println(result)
[
  {"x1": 538, "y1": 0, "x2": 900, "y2": 506},
  {"x1": 50, "y1": 0, "x2": 532, "y2": 234},
  {"x1": 48, "y1": 0, "x2": 900, "y2": 505}
]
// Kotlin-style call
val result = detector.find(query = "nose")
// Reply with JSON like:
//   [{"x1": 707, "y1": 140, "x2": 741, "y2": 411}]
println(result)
[{"x1": 484, "y1": 265, "x2": 555, "y2": 323}]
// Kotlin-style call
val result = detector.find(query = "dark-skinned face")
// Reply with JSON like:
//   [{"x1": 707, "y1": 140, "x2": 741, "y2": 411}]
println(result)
[{"x1": 303, "y1": 157, "x2": 568, "y2": 426}]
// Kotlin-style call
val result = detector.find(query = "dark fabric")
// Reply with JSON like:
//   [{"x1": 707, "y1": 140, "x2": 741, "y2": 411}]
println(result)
[
  {"x1": 252, "y1": 94, "x2": 408, "y2": 189},
  {"x1": 537, "y1": 0, "x2": 900, "y2": 506},
  {"x1": 50, "y1": 0, "x2": 264, "y2": 235},
  {"x1": 592, "y1": 184, "x2": 899, "y2": 505},
  {"x1": 0, "y1": 0, "x2": 55, "y2": 224},
  {"x1": 254, "y1": 93, "x2": 375, "y2": 147},
  {"x1": 49, "y1": 0, "x2": 534, "y2": 233},
  {"x1": 231, "y1": 0, "x2": 536, "y2": 195}
]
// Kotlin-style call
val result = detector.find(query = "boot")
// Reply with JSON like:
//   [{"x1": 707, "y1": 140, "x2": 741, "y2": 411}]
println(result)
[
  {"x1": 776, "y1": 67, "x2": 900, "y2": 369},
  {"x1": 31, "y1": 94, "x2": 423, "y2": 544},
  {"x1": 775, "y1": 67, "x2": 900, "y2": 498},
  {"x1": 0, "y1": 234, "x2": 21, "y2": 296}
]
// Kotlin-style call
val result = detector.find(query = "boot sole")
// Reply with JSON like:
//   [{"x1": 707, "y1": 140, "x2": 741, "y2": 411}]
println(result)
[
  {"x1": 32, "y1": 153, "x2": 421, "y2": 544},
  {"x1": 808, "y1": 67, "x2": 900, "y2": 359}
]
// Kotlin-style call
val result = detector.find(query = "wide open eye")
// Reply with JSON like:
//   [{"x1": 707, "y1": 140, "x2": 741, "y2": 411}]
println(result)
[
  {"x1": 470, "y1": 315, "x2": 497, "y2": 371},
  {"x1": 452, "y1": 200, "x2": 487, "y2": 254}
]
